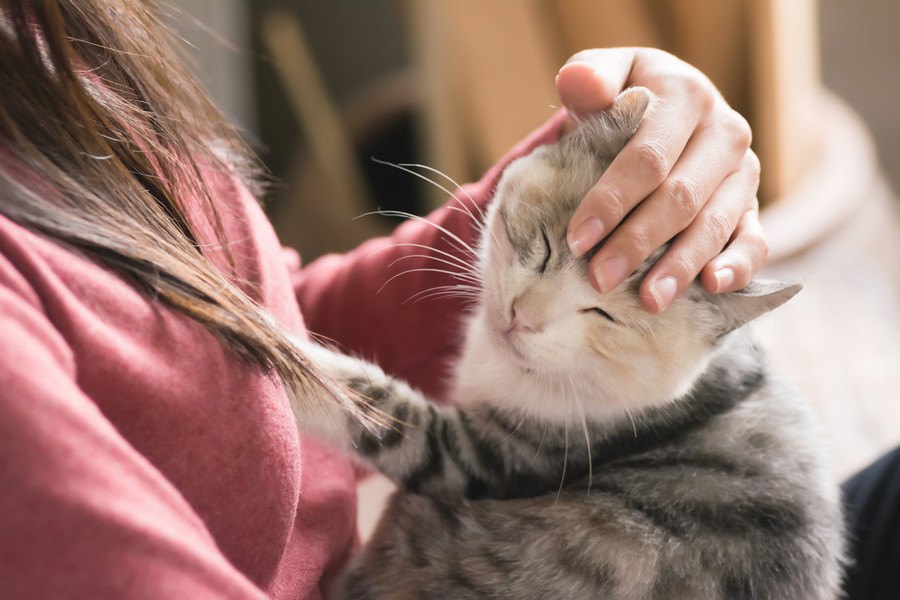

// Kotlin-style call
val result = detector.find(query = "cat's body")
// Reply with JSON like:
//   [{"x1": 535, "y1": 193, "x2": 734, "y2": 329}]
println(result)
[{"x1": 294, "y1": 88, "x2": 845, "y2": 599}]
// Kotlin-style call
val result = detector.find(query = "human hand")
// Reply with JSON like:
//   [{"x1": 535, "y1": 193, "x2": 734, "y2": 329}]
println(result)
[{"x1": 559, "y1": 48, "x2": 768, "y2": 313}]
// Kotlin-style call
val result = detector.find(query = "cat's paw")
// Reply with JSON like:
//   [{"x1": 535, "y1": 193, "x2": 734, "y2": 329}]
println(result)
[
  {"x1": 289, "y1": 342, "x2": 393, "y2": 445},
  {"x1": 299, "y1": 342, "x2": 389, "y2": 389}
]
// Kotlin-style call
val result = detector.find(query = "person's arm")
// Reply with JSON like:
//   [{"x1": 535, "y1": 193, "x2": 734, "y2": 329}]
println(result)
[
  {"x1": 292, "y1": 113, "x2": 567, "y2": 397},
  {"x1": 0, "y1": 261, "x2": 266, "y2": 600}
]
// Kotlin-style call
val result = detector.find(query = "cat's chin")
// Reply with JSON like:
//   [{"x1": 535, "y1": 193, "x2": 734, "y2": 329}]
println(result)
[
  {"x1": 488, "y1": 324, "x2": 539, "y2": 371},
  {"x1": 456, "y1": 310, "x2": 707, "y2": 426},
  {"x1": 488, "y1": 330, "x2": 587, "y2": 380}
]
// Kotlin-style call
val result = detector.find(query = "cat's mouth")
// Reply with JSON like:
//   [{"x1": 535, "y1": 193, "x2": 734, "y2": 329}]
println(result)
[{"x1": 491, "y1": 321, "x2": 533, "y2": 365}]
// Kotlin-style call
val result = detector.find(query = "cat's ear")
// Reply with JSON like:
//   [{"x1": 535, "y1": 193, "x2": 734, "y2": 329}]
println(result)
[
  {"x1": 714, "y1": 280, "x2": 803, "y2": 335},
  {"x1": 575, "y1": 86, "x2": 653, "y2": 158},
  {"x1": 610, "y1": 86, "x2": 653, "y2": 132}
]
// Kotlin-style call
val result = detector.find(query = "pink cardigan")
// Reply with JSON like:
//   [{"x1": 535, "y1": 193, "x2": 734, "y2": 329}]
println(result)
[{"x1": 0, "y1": 114, "x2": 564, "y2": 599}]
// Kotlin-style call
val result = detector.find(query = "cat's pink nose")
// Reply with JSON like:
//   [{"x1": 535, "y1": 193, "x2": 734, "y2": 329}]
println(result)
[{"x1": 510, "y1": 299, "x2": 539, "y2": 332}]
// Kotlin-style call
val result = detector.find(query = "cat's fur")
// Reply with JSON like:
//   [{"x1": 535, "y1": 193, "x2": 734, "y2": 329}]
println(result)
[{"x1": 293, "y1": 87, "x2": 846, "y2": 599}]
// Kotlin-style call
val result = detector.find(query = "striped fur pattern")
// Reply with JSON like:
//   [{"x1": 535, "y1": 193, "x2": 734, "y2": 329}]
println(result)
[{"x1": 293, "y1": 87, "x2": 845, "y2": 599}]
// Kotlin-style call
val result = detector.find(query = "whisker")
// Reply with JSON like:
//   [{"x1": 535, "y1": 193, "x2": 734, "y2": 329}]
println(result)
[
  {"x1": 407, "y1": 288, "x2": 479, "y2": 299},
  {"x1": 407, "y1": 292, "x2": 479, "y2": 305},
  {"x1": 361, "y1": 209, "x2": 478, "y2": 260},
  {"x1": 400, "y1": 290, "x2": 478, "y2": 305},
  {"x1": 371, "y1": 157, "x2": 458, "y2": 203},
  {"x1": 528, "y1": 421, "x2": 549, "y2": 470},
  {"x1": 397, "y1": 162, "x2": 486, "y2": 221},
  {"x1": 497, "y1": 391, "x2": 539, "y2": 449},
  {"x1": 403, "y1": 283, "x2": 481, "y2": 301},
  {"x1": 623, "y1": 403, "x2": 638, "y2": 438},
  {"x1": 367, "y1": 159, "x2": 498, "y2": 264},
  {"x1": 445, "y1": 205, "x2": 485, "y2": 231},
  {"x1": 522, "y1": 374, "x2": 547, "y2": 470},
  {"x1": 404, "y1": 289, "x2": 480, "y2": 305},
  {"x1": 504, "y1": 399, "x2": 536, "y2": 441},
  {"x1": 387, "y1": 254, "x2": 481, "y2": 280},
  {"x1": 420, "y1": 167, "x2": 504, "y2": 260},
  {"x1": 377, "y1": 267, "x2": 480, "y2": 295},
  {"x1": 556, "y1": 392, "x2": 570, "y2": 507},
  {"x1": 569, "y1": 372, "x2": 593, "y2": 495},
  {"x1": 409, "y1": 294, "x2": 476, "y2": 305},
  {"x1": 401, "y1": 267, "x2": 478, "y2": 286},
  {"x1": 366, "y1": 242, "x2": 478, "y2": 274},
  {"x1": 369, "y1": 159, "x2": 482, "y2": 232}
]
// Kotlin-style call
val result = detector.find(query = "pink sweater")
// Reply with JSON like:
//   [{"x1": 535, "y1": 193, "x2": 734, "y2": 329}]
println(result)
[{"x1": 0, "y1": 114, "x2": 564, "y2": 599}]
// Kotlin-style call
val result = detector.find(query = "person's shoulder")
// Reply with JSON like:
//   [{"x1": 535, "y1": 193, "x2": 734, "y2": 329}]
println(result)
[
  {"x1": 0, "y1": 215, "x2": 47, "y2": 310},
  {"x1": 0, "y1": 215, "x2": 77, "y2": 376}
]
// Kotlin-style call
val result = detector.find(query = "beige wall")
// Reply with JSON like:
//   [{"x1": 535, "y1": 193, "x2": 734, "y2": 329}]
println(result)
[{"x1": 820, "y1": 0, "x2": 900, "y2": 193}]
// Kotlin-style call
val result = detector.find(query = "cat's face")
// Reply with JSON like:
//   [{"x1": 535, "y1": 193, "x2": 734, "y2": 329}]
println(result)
[
  {"x1": 478, "y1": 152, "x2": 717, "y2": 414},
  {"x1": 470, "y1": 88, "x2": 799, "y2": 420}
]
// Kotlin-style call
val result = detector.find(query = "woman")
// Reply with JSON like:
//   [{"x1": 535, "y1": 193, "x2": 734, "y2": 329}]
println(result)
[{"x1": 0, "y1": 1, "x2": 771, "y2": 598}]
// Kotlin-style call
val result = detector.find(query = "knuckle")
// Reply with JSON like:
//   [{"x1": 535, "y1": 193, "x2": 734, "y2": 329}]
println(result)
[
  {"x1": 599, "y1": 185, "x2": 627, "y2": 224},
  {"x1": 625, "y1": 223, "x2": 655, "y2": 259},
  {"x1": 642, "y1": 47, "x2": 673, "y2": 61},
  {"x1": 732, "y1": 259, "x2": 753, "y2": 288},
  {"x1": 677, "y1": 71, "x2": 705, "y2": 95},
  {"x1": 667, "y1": 251, "x2": 697, "y2": 280},
  {"x1": 702, "y1": 210, "x2": 733, "y2": 248},
  {"x1": 730, "y1": 232, "x2": 769, "y2": 286},
  {"x1": 666, "y1": 176, "x2": 704, "y2": 220},
  {"x1": 680, "y1": 74, "x2": 716, "y2": 110},
  {"x1": 743, "y1": 150, "x2": 762, "y2": 183},
  {"x1": 754, "y1": 234, "x2": 771, "y2": 263},
  {"x1": 723, "y1": 110, "x2": 753, "y2": 149},
  {"x1": 635, "y1": 48, "x2": 678, "y2": 74},
  {"x1": 633, "y1": 140, "x2": 670, "y2": 183}
]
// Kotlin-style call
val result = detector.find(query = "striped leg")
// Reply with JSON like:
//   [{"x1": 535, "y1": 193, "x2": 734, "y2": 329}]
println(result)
[{"x1": 293, "y1": 344, "x2": 552, "y2": 499}]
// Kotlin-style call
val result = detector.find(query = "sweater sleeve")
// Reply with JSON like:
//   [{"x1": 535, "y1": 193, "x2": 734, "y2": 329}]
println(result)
[
  {"x1": 292, "y1": 112, "x2": 566, "y2": 397},
  {"x1": 0, "y1": 257, "x2": 267, "y2": 600}
]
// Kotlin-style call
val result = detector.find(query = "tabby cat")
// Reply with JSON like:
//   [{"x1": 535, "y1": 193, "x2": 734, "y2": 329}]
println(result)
[{"x1": 293, "y1": 87, "x2": 845, "y2": 599}]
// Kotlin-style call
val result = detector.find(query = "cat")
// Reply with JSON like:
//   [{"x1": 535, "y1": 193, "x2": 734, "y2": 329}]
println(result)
[{"x1": 292, "y1": 87, "x2": 846, "y2": 600}]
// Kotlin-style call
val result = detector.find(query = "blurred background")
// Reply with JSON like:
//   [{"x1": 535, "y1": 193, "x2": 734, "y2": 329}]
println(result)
[{"x1": 167, "y1": 0, "x2": 899, "y2": 530}]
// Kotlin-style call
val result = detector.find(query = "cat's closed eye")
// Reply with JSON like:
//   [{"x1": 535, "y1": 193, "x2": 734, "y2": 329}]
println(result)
[
  {"x1": 538, "y1": 227, "x2": 551, "y2": 273},
  {"x1": 579, "y1": 306, "x2": 619, "y2": 324}
]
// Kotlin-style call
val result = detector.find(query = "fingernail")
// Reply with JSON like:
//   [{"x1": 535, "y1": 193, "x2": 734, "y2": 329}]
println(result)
[
  {"x1": 648, "y1": 276, "x2": 678, "y2": 312},
  {"x1": 593, "y1": 255, "x2": 629, "y2": 293},
  {"x1": 713, "y1": 268, "x2": 734, "y2": 293},
  {"x1": 567, "y1": 217, "x2": 605, "y2": 257}
]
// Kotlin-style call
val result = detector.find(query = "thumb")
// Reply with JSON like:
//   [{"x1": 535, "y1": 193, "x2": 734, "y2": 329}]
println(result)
[{"x1": 557, "y1": 48, "x2": 636, "y2": 132}]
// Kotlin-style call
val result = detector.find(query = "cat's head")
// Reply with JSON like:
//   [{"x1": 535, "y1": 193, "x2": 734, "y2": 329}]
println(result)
[{"x1": 471, "y1": 87, "x2": 799, "y2": 421}]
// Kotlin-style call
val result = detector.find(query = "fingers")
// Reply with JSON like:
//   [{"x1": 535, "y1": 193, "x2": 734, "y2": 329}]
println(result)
[
  {"x1": 567, "y1": 90, "x2": 707, "y2": 258},
  {"x1": 638, "y1": 151, "x2": 762, "y2": 312},
  {"x1": 699, "y1": 206, "x2": 769, "y2": 295},
  {"x1": 555, "y1": 47, "x2": 768, "y2": 311},
  {"x1": 586, "y1": 108, "x2": 753, "y2": 298},
  {"x1": 557, "y1": 49, "x2": 636, "y2": 115}
]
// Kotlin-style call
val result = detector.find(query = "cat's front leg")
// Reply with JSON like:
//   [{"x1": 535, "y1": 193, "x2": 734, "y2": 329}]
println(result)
[
  {"x1": 291, "y1": 343, "x2": 475, "y2": 496},
  {"x1": 290, "y1": 342, "x2": 389, "y2": 447}
]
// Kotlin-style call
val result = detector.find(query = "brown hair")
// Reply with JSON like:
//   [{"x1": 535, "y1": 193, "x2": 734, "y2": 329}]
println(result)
[{"x1": 0, "y1": 0, "x2": 345, "y2": 412}]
